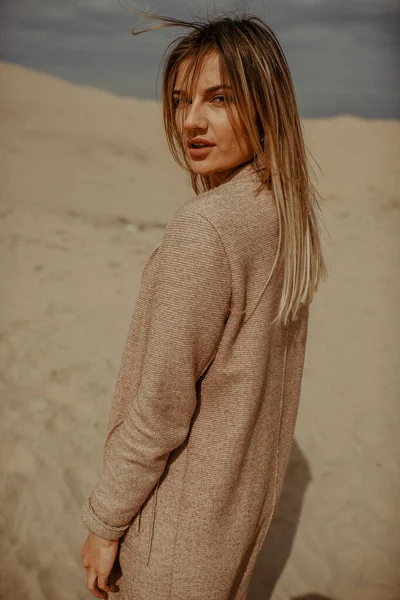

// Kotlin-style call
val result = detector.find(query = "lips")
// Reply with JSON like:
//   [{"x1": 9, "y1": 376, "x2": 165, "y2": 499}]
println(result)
[
  {"x1": 187, "y1": 144, "x2": 215, "y2": 159},
  {"x1": 187, "y1": 137, "x2": 215, "y2": 148}
]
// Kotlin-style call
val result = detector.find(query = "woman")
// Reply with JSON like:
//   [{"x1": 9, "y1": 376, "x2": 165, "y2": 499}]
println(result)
[{"x1": 80, "y1": 9, "x2": 328, "y2": 600}]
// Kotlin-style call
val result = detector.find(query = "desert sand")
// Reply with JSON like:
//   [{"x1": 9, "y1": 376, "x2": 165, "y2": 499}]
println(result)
[{"x1": 0, "y1": 61, "x2": 399, "y2": 600}]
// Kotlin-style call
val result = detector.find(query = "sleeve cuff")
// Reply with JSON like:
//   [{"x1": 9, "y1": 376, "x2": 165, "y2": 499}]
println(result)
[{"x1": 81, "y1": 496, "x2": 130, "y2": 541}]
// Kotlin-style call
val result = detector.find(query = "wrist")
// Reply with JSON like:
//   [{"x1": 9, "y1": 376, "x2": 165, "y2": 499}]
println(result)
[{"x1": 89, "y1": 531, "x2": 119, "y2": 547}]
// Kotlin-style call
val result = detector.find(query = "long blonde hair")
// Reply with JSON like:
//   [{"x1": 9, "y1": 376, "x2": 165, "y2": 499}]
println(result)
[{"x1": 124, "y1": 6, "x2": 329, "y2": 325}]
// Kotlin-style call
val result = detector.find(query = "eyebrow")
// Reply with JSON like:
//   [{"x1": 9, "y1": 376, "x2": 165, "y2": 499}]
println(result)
[{"x1": 172, "y1": 84, "x2": 232, "y2": 95}]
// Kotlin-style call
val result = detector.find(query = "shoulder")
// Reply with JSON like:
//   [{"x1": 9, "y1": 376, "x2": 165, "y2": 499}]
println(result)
[
  {"x1": 162, "y1": 165, "x2": 271, "y2": 260},
  {"x1": 158, "y1": 209, "x2": 229, "y2": 275},
  {"x1": 173, "y1": 175, "x2": 259, "y2": 234}
]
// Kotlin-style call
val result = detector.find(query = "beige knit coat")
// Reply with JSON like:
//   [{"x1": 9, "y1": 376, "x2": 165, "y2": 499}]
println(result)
[{"x1": 81, "y1": 162, "x2": 309, "y2": 600}]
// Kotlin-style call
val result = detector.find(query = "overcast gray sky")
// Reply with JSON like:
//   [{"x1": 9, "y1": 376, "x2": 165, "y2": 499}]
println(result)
[{"x1": 1, "y1": 0, "x2": 399, "y2": 117}]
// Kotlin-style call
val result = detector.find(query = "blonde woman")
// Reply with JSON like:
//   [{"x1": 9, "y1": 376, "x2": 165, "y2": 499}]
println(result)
[{"x1": 80, "y1": 9, "x2": 328, "y2": 600}]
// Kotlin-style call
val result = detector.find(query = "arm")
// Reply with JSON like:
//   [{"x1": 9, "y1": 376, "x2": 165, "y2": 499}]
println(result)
[{"x1": 81, "y1": 211, "x2": 232, "y2": 540}]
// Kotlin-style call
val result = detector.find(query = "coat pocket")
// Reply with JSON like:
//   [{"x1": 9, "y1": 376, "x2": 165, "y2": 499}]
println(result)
[
  {"x1": 144, "y1": 479, "x2": 161, "y2": 566},
  {"x1": 132, "y1": 503, "x2": 141, "y2": 536},
  {"x1": 118, "y1": 522, "x2": 140, "y2": 586}
]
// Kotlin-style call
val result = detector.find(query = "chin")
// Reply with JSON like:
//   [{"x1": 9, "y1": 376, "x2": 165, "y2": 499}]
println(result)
[
  {"x1": 188, "y1": 164, "x2": 215, "y2": 176},
  {"x1": 189, "y1": 162, "x2": 226, "y2": 174}
]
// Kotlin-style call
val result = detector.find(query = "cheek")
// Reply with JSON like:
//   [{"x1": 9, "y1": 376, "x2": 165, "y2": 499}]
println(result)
[
  {"x1": 223, "y1": 126, "x2": 251, "y2": 155},
  {"x1": 216, "y1": 112, "x2": 248, "y2": 152},
  {"x1": 217, "y1": 117, "x2": 240, "y2": 148}
]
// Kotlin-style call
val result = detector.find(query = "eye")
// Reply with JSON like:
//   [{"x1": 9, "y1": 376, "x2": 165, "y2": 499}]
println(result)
[
  {"x1": 172, "y1": 96, "x2": 191, "y2": 107},
  {"x1": 212, "y1": 95, "x2": 225, "y2": 104}
]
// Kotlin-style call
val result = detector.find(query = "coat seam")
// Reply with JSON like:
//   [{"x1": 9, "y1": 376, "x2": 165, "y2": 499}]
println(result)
[
  {"x1": 271, "y1": 322, "x2": 291, "y2": 517},
  {"x1": 190, "y1": 211, "x2": 233, "y2": 378},
  {"x1": 169, "y1": 442, "x2": 192, "y2": 600},
  {"x1": 190, "y1": 211, "x2": 233, "y2": 314}
]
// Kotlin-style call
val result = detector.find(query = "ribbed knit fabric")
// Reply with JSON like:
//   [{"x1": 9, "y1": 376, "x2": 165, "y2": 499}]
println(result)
[{"x1": 81, "y1": 162, "x2": 309, "y2": 600}]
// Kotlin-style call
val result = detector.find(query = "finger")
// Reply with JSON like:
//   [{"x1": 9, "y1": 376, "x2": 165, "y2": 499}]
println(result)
[
  {"x1": 104, "y1": 570, "x2": 119, "y2": 593},
  {"x1": 86, "y1": 571, "x2": 107, "y2": 599},
  {"x1": 106, "y1": 579, "x2": 119, "y2": 593},
  {"x1": 108, "y1": 557, "x2": 121, "y2": 591},
  {"x1": 97, "y1": 575, "x2": 112, "y2": 592},
  {"x1": 106, "y1": 579, "x2": 120, "y2": 592},
  {"x1": 102, "y1": 576, "x2": 119, "y2": 594},
  {"x1": 109, "y1": 559, "x2": 122, "y2": 580}
]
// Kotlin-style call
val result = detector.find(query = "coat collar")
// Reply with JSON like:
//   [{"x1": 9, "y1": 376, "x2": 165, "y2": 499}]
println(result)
[{"x1": 212, "y1": 161, "x2": 259, "y2": 191}]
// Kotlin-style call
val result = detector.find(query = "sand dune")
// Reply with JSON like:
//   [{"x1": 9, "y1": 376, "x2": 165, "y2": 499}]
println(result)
[{"x1": 0, "y1": 61, "x2": 399, "y2": 600}]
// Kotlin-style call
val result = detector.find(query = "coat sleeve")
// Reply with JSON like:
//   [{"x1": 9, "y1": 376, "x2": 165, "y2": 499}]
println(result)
[{"x1": 81, "y1": 210, "x2": 232, "y2": 540}]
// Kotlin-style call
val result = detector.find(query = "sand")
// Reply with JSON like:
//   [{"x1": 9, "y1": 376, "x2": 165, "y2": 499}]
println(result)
[{"x1": 0, "y1": 61, "x2": 399, "y2": 600}]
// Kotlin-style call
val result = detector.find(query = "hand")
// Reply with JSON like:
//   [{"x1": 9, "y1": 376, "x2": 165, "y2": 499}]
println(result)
[{"x1": 80, "y1": 531, "x2": 120, "y2": 599}]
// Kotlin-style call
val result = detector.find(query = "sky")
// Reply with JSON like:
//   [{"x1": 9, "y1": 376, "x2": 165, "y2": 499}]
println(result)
[{"x1": 1, "y1": 0, "x2": 399, "y2": 118}]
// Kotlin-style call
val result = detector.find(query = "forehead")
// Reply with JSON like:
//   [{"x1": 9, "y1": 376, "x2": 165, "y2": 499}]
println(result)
[{"x1": 174, "y1": 52, "x2": 223, "y2": 91}]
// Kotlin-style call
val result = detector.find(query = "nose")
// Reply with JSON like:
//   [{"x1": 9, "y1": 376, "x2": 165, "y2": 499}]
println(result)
[{"x1": 182, "y1": 100, "x2": 208, "y2": 134}]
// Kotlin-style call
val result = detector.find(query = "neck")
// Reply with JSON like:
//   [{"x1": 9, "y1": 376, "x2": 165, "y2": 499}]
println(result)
[{"x1": 208, "y1": 160, "x2": 254, "y2": 189}]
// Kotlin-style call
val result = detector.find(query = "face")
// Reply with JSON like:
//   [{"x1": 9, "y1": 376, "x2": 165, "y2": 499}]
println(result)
[{"x1": 173, "y1": 52, "x2": 254, "y2": 188}]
